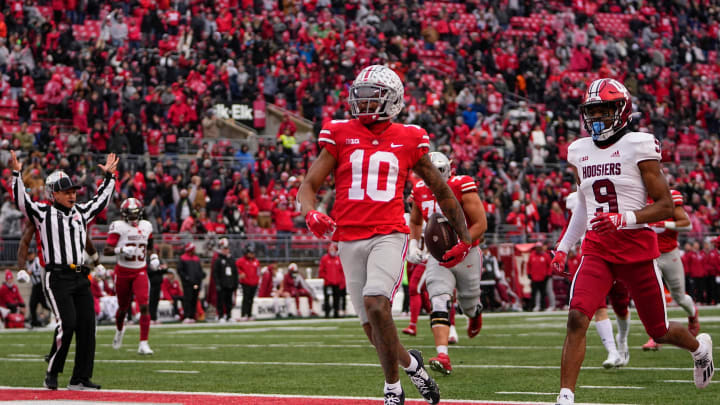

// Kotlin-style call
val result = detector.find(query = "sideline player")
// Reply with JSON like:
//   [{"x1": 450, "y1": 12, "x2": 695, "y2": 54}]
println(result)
[
  {"x1": 551, "y1": 78, "x2": 713, "y2": 405},
  {"x1": 643, "y1": 189, "x2": 697, "y2": 350},
  {"x1": 298, "y1": 65, "x2": 472, "y2": 405},
  {"x1": 104, "y1": 198, "x2": 155, "y2": 355},
  {"x1": 407, "y1": 152, "x2": 487, "y2": 375}
]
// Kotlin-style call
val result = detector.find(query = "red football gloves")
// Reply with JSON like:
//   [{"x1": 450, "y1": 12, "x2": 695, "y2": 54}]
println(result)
[
  {"x1": 305, "y1": 210, "x2": 336, "y2": 239},
  {"x1": 550, "y1": 250, "x2": 570, "y2": 279},
  {"x1": 590, "y1": 212, "x2": 627, "y2": 234},
  {"x1": 441, "y1": 240, "x2": 472, "y2": 268}
]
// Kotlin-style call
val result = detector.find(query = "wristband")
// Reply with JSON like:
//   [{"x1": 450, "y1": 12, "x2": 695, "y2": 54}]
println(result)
[
  {"x1": 624, "y1": 211, "x2": 637, "y2": 226},
  {"x1": 114, "y1": 246, "x2": 122, "y2": 254},
  {"x1": 12, "y1": 170, "x2": 19, "y2": 176},
  {"x1": 664, "y1": 221, "x2": 676, "y2": 230}
]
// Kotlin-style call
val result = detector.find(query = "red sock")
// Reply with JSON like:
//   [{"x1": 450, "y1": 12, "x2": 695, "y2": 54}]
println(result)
[
  {"x1": 115, "y1": 310, "x2": 125, "y2": 331},
  {"x1": 409, "y1": 294, "x2": 421, "y2": 325},
  {"x1": 450, "y1": 303, "x2": 456, "y2": 326},
  {"x1": 307, "y1": 295, "x2": 313, "y2": 310},
  {"x1": 295, "y1": 296, "x2": 301, "y2": 313},
  {"x1": 139, "y1": 314, "x2": 150, "y2": 341}
]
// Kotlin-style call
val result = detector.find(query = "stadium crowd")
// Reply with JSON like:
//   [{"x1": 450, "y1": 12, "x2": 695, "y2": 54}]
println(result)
[{"x1": 0, "y1": 0, "x2": 719, "y2": 322}]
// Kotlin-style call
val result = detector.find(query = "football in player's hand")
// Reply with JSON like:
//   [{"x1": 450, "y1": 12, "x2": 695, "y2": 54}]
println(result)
[{"x1": 424, "y1": 212, "x2": 458, "y2": 262}]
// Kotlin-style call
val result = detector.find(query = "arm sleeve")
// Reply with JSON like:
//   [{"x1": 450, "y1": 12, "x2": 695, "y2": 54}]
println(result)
[
  {"x1": 557, "y1": 187, "x2": 588, "y2": 253},
  {"x1": 11, "y1": 171, "x2": 43, "y2": 223},
  {"x1": 77, "y1": 176, "x2": 115, "y2": 222}
]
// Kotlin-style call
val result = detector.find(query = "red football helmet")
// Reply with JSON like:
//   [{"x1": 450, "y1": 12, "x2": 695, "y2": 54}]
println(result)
[
  {"x1": 580, "y1": 78, "x2": 632, "y2": 143},
  {"x1": 120, "y1": 197, "x2": 143, "y2": 224}
]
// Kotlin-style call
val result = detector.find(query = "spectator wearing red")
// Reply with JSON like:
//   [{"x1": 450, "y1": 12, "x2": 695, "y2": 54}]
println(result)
[
  {"x1": 0, "y1": 270, "x2": 25, "y2": 319},
  {"x1": 505, "y1": 200, "x2": 526, "y2": 243},
  {"x1": 161, "y1": 271, "x2": 183, "y2": 319},
  {"x1": 684, "y1": 241, "x2": 707, "y2": 303},
  {"x1": 257, "y1": 263, "x2": 278, "y2": 298},
  {"x1": 271, "y1": 197, "x2": 299, "y2": 237},
  {"x1": 89, "y1": 120, "x2": 109, "y2": 153},
  {"x1": 236, "y1": 245, "x2": 259, "y2": 321},
  {"x1": 167, "y1": 96, "x2": 194, "y2": 128},
  {"x1": 318, "y1": 243, "x2": 344, "y2": 318},
  {"x1": 279, "y1": 263, "x2": 317, "y2": 317},
  {"x1": 276, "y1": 113, "x2": 297, "y2": 138},
  {"x1": 527, "y1": 243, "x2": 550, "y2": 311}
]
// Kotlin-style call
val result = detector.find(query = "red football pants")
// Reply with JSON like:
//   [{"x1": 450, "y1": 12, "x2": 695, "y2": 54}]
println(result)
[{"x1": 570, "y1": 254, "x2": 668, "y2": 338}]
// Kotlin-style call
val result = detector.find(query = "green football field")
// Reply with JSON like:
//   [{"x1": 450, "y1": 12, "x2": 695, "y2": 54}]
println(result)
[{"x1": 0, "y1": 307, "x2": 718, "y2": 404}]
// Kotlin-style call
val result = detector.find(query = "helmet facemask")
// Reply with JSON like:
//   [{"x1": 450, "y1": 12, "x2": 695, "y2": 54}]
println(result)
[
  {"x1": 349, "y1": 84, "x2": 396, "y2": 124},
  {"x1": 580, "y1": 99, "x2": 626, "y2": 142}
]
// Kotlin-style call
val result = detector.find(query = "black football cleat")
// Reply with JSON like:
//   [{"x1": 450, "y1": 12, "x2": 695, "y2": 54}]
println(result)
[
  {"x1": 406, "y1": 349, "x2": 440, "y2": 404},
  {"x1": 43, "y1": 373, "x2": 58, "y2": 390},
  {"x1": 384, "y1": 389, "x2": 405, "y2": 405},
  {"x1": 68, "y1": 379, "x2": 101, "y2": 390}
]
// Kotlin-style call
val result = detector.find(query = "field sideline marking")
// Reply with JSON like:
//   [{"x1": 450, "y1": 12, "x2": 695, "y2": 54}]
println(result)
[
  {"x1": 0, "y1": 386, "x2": 635, "y2": 405},
  {"x1": 0, "y1": 357, "x2": 697, "y2": 371},
  {"x1": 579, "y1": 385, "x2": 644, "y2": 390},
  {"x1": 155, "y1": 370, "x2": 200, "y2": 374}
]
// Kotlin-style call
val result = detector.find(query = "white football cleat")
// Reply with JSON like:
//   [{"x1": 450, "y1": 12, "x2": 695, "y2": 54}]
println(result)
[
  {"x1": 616, "y1": 334, "x2": 630, "y2": 367},
  {"x1": 138, "y1": 340, "x2": 154, "y2": 355},
  {"x1": 602, "y1": 350, "x2": 622, "y2": 369},
  {"x1": 448, "y1": 325, "x2": 459, "y2": 345},
  {"x1": 555, "y1": 393, "x2": 574, "y2": 405},
  {"x1": 112, "y1": 328, "x2": 125, "y2": 350},
  {"x1": 694, "y1": 333, "x2": 714, "y2": 389}
]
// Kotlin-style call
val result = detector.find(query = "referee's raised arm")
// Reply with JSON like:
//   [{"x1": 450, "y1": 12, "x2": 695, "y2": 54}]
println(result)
[
  {"x1": 9, "y1": 150, "x2": 44, "y2": 223},
  {"x1": 76, "y1": 153, "x2": 119, "y2": 222}
]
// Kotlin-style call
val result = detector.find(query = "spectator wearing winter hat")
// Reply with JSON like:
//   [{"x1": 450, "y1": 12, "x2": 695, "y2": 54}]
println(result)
[
  {"x1": 236, "y1": 245, "x2": 260, "y2": 321},
  {"x1": 177, "y1": 243, "x2": 204, "y2": 323},
  {"x1": 213, "y1": 238, "x2": 237, "y2": 323},
  {"x1": 0, "y1": 269, "x2": 25, "y2": 321}
]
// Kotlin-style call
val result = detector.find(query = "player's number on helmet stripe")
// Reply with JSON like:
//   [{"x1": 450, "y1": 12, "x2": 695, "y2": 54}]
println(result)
[
  {"x1": 348, "y1": 150, "x2": 399, "y2": 202},
  {"x1": 592, "y1": 179, "x2": 619, "y2": 213}
]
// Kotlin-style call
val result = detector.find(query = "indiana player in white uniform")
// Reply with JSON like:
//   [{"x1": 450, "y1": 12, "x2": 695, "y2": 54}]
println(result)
[
  {"x1": 408, "y1": 152, "x2": 486, "y2": 375},
  {"x1": 643, "y1": 189, "x2": 698, "y2": 350},
  {"x1": 550, "y1": 78, "x2": 714, "y2": 405},
  {"x1": 299, "y1": 65, "x2": 471, "y2": 405},
  {"x1": 104, "y1": 198, "x2": 158, "y2": 355}
]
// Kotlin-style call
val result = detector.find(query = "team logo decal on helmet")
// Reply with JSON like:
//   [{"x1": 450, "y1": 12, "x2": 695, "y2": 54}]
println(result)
[
  {"x1": 348, "y1": 65, "x2": 405, "y2": 124},
  {"x1": 580, "y1": 78, "x2": 632, "y2": 143}
]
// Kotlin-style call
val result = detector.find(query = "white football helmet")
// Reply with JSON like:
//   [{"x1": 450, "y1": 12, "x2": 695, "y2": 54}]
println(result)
[
  {"x1": 428, "y1": 152, "x2": 451, "y2": 181},
  {"x1": 45, "y1": 170, "x2": 79, "y2": 200},
  {"x1": 349, "y1": 65, "x2": 404, "y2": 123}
]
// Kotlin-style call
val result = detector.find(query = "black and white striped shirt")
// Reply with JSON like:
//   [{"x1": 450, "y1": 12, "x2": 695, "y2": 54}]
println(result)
[{"x1": 12, "y1": 172, "x2": 115, "y2": 268}]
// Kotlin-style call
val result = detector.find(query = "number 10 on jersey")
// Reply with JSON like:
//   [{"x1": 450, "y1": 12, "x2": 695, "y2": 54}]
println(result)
[{"x1": 348, "y1": 150, "x2": 400, "y2": 202}]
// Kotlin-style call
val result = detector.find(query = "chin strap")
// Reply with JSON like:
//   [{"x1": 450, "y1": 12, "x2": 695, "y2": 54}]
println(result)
[{"x1": 592, "y1": 127, "x2": 629, "y2": 147}]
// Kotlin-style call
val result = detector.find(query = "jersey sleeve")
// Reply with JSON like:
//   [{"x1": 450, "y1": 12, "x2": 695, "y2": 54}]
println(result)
[
  {"x1": 670, "y1": 189, "x2": 684, "y2": 206},
  {"x1": 566, "y1": 139, "x2": 582, "y2": 168},
  {"x1": 631, "y1": 132, "x2": 662, "y2": 163},
  {"x1": 454, "y1": 175, "x2": 478, "y2": 194},
  {"x1": 107, "y1": 221, "x2": 121, "y2": 247},
  {"x1": 317, "y1": 120, "x2": 344, "y2": 160},
  {"x1": 404, "y1": 124, "x2": 430, "y2": 167},
  {"x1": 410, "y1": 181, "x2": 422, "y2": 205}
]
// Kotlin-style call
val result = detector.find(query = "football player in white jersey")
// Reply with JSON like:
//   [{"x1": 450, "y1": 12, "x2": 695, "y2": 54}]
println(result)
[
  {"x1": 550, "y1": 78, "x2": 714, "y2": 405},
  {"x1": 104, "y1": 198, "x2": 158, "y2": 355}
]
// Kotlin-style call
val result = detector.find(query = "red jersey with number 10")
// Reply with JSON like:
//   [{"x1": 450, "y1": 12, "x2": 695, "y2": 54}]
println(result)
[
  {"x1": 318, "y1": 119, "x2": 430, "y2": 241},
  {"x1": 410, "y1": 175, "x2": 481, "y2": 247}
]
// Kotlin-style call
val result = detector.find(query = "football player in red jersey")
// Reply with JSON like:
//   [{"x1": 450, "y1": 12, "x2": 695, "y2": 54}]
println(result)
[
  {"x1": 298, "y1": 65, "x2": 471, "y2": 405},
  {"x1": 407, "y1": 152, "x2": 487, "y2": 375},
  {"x1": 104, "y1": 198, "x2": 156, "y2": 355},
  {"x1": 642, "y1": 189, "x2": 697, "y2": 350},
  {"x1": 551, "y1": 79, "x2": 713, "y2": 405}
]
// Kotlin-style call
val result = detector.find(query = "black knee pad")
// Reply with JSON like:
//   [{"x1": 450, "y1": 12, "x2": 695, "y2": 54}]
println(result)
[{"x1": 430, "y1": 311, "x2": 450, "y2": 327}]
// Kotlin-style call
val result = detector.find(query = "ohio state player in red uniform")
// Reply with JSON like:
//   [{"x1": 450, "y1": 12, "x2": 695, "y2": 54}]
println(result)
[
  {"x1": 298, "y1": 65, "x2": 471, "y2": 405},
  {"x1": 643, "y1": 189, "x2": 698, "y2": 351},
  {"x1": 104, "y1": 198, "x2": 156, "y2": 355}
]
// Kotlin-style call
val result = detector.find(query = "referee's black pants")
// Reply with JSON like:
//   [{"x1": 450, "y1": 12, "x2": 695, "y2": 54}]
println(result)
[
  {"x1": 44, "y1": 271, "x2": 95, "y2": 380},
  {"x1": 182, "y1": 281, "x2": 199, "y2": 320}
]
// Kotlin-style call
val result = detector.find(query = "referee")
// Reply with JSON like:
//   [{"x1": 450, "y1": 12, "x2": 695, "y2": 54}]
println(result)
[{"x1": 10, "y1": 150, "x2": 118, "y2": 391}]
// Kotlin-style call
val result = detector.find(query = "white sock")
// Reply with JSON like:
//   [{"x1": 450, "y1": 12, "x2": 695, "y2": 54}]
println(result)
[
  {"x1": 559, "y1": 388, "x2": 574, "y2": 402},
  {"x1": 403, "y1": 352, "x2": 418, "y2": 373},
  {"x1": 595, "y1": 319, "x2": 617, "y2": 353},
  {"x1": 436, "y1": 345, "x2": 448, "y2": 355},
  {"x1": 616, "y1": 316, "x2": 630, "y2": 343},
  {"x1": 384, "y1": 380, "x2": 402, "y2": 395},
  {"x1": 692, "y1": 339, "x2": 709, "y2": 360}
]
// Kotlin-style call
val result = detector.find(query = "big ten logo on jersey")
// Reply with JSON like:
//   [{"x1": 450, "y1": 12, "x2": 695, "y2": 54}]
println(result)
[
  {"x1": 348, "y1": 149, "x2": 399, "y2": 202},
  {"x1": 345, "y1": 138, "x2": 360, "y2": 145}
]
